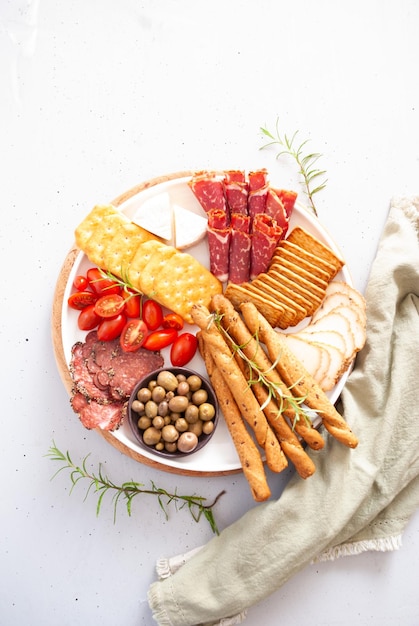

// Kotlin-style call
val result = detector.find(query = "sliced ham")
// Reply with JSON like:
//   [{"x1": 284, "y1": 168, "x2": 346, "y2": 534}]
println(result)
[
  {"x1": 250, "y1": 213, "x2": 284, "y2": 280},
  {"x1": 228, "y1": 213, "x2": 251, "y2": 284}
]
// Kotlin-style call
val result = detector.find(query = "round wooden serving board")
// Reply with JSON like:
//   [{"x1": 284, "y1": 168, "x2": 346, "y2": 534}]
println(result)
[{"x1": 51, "y1": 170, "x2": 242, "y2": 477}]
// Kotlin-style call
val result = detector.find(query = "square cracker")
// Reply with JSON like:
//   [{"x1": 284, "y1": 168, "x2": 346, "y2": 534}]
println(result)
[
  {"x1": 105, "y1": 221, "x2": 162, "y2": 278},
  {"x1": 270, "y1": 246, "x2": 330, "y2": 282},
  {"x1": 138, "y1": 245, "x2": 178, "y2": 294},
  {"x1": 127, "y1": 240, "x2": 169, "y2": 288},
  {"x1": 285, "y1": 227, "x2": 344, "y2": 277},
  {"x1": 267, "y1": 269, "x2": 323, "y2": 315},
  {"x1": 74, "y1": 205, "x2": 120, "y2": 252},
  {"x1": 224, "y1": 283, "x2": 286, "y2": 328},
  {"x1": 151, "y1": 250, "x2": 222, "y2": 324},
  {"x1": 251, "y1": 275, "x2": 308, "y2": 325}
]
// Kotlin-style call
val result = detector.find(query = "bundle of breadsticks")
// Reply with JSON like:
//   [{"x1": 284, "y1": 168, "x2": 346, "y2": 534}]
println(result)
[{"x1": 191, "y1": 294, "x2": 358, "y2": 502}]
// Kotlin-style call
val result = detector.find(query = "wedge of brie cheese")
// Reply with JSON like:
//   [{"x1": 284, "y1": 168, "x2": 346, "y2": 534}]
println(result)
[{"x1": 131, "y1": 194, "x2": 207, "y2": 250}]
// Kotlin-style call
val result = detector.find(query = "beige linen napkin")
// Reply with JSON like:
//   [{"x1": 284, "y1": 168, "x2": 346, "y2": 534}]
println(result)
[{"x1": 148, "y1": 196, "x2": 419, "y2": 626}]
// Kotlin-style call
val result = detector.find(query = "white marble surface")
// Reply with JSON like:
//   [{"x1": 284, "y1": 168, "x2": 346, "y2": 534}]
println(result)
[{"x1": 1, "y1": 1, "x2": 419, "y2": 624}]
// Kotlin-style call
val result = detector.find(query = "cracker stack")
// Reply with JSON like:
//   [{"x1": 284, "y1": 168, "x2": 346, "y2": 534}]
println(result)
[
  {"x1": 75, "y1": 205, "x2": 222, "y2": 324},
  {"x1": 225, "y1": 227, "x2": 344, "y2": 329}
]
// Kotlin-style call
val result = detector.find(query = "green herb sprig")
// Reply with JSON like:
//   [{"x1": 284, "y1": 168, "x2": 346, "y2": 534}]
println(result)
[
  {"x1": 211, "y1": 313, "x2": 319, "y2": 429},
  {"x1": 260, "y1": 119, "x2": 327, "y2": 216},
  {"x1": 46, "y1": 443, "x2": 224, "y2": 534}
]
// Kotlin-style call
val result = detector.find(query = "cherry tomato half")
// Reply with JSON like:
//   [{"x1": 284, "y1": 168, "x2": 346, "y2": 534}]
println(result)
[
  {"x1": 142, "y1": 328, "x2": 178, "y2": 351},
  {"x1": 170, "y1": 333, "x2": 198, "y2": 367},
  {"x1": 122, "y1": 289, "x2": 141, "y2": 318},
  {"x1": 73, "y1": 275, "x2": 89, "y2": 291},
  {"x1": 94, "y1": 294, "x2": 125, "y2": 318},
  {"x1": 97, "y1": 314, "x2": 127, "y2": 341},
  {"x1": 142, "y1": 299, "x2": 164, "y2": 331},
  {"x1": 120, "y1": 319, "x2": 149, "y2": 353},
  {"x1": 78, "y1": 304, "x2": 102, "y2": 331},
  {"x1": 162, "y1": 312, "x2": 184, "y2": 331},
  {"x1": 87, "y1": 268, "x2": 121, "y2": 296},
  {"x1": 68, "y1": 291, "x2": 97, "y2": 310}
]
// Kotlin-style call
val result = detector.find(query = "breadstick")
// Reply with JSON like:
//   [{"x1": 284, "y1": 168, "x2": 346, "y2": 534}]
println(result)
[
  {"x1": 211, "y1": 293, "x2": 324, "y2": 452},
  {"x1": 191, "y1": 304, "x2": 287, "y2": 473},
  {"x1": 197, "y1": 333, "x2": 271, "y2": 502},
  {"x1": 240, "y1": 302, "x2": 358, "y2": 449}
]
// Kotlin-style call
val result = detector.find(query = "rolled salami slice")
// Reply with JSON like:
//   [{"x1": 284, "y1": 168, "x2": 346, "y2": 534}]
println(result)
[
  {"x1": 188, "y1": 172, "x2": 227, "y2": 213},
  {"x1": 228, "y1": 213, "x2": 251, "y2": 284},
  {"x1": 250, "y1": 213, "x2": 284, "y2": 280},
  {"x1": 207, "y1": 209, "x2": 231, "y2": 283}
]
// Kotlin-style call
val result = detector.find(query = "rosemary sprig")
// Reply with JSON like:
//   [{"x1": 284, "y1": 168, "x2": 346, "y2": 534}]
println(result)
[
  {"x1": 46, "y1": 442, "x2": 224, "y2": 534},
  {"x1": 259, "y1": 119, "x2": 327, "y2": 216},
  {"x1": 212, "y1": 313, "x2": 318, "y2": 428}
]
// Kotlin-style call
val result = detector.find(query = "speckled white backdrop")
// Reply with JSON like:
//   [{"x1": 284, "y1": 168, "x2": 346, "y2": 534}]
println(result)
[{"x1": 1, "y1": 1, "x2": 419, "y2": 625}]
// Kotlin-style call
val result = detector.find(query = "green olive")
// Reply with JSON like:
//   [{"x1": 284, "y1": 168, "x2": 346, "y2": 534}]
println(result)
[
  {"x1": 152, "y1": 416, "x2": 165, "y2": 430},
  {"x1": 137, "y1": 387, "x2": 151, "y2": 403},
  {"x1": 131, "y1": 400, "x2": 145, "y2": 414},
  {"x1": 142, "y1": 426, "x2": 162, "y2": 446},
  {"x1": 168, "y1": 395, "x2": 189, "y2": 413},
  {"x1": 155, "y1": 442, "x2": 165, "y2": 451},
  {"x1": 162, "y1": 425, "x2": 179, "y2": 443},
  {"x1": 157, "y1": 370, "x2": 179, "y2": 391},
  {"x1": 184, "y1": 404, "x2": 199, "y2": 424},
  {"x1": 202, "y1": 420, "x2": 214, "y2": 435},
  {"x1": 199, "y1": 402, "x2": 215, "y2": 421},
  {"x1": 144, "y1": 400, "x2": 158, "y2": 418},
  {"x1": 175, "y1": 417, "x2": 189, "y2": 432},
  {"x1": 187, "y1": 374, "x2": 202, "y2": 392},
  {"x1": 137, "y1": 416, "x2": 152, "y2": 430},
  {"x1": 188, "y1": 420, "x2": 203, "y2": 437},
  {"x1": 151, "y1": 385, "x2": 166, "y2": 403},
  {"x1": 177, "y1": 381, "x2": 190, "y2": 396},
  {"x1": 164, "y1": 442, "x2": 178, "y2": 453},
  {"x1": 192, "y1": 389, "x2": 208, "y2": 405},
  {"x1": 158, "y1": 400, "x2": 169, "y2": 417}
]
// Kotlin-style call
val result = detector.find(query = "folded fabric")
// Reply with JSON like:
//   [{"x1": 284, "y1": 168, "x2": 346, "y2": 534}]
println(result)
[{"x1": 148, "y1": 196, "x2": 419, "y2": 626}]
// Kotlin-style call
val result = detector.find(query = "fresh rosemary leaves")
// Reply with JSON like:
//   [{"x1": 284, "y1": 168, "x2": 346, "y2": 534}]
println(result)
[
  {"x1": 46, "y1": 443, "x2": 224, "y2": 534},
  {"x1": 260, "y1": 120, "x2": 327, "y2": 216}
]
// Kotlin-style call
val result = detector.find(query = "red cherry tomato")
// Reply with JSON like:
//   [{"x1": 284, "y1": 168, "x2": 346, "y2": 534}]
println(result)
[
  {"x1": 119, "y1": 319, "x2": 149, "y2": 353},
  {"x1": 73, "y1": 275, "x2": 89, "y2": 291},
  {"x1": 162, "y1": 312, "x2": 184, "y2": 331},
  {"x1": 68, "y1": 291, "x2": 97, "y2": 310},
  {"x1": 170, "y1": 333, "x2": 198, "y2": 367},
  {"x1": 122, "y1": 289, "x2": 141, "y2": 318},
  {"x1": 142, "y1": 299, "x2": 164, "y2": 331},
  {"x1": 94, "y1": 294, "x2": 125, "y2": 318},
  {"x1": 97, "y1": 314, "x2": 127, "y2": 341},
  {"x1": 78, "y1": 304, "x2": 101, "y2": 331},
  {"x1": 142, "y1": 328, "x2": 178, "y2": 351},
  {"x1": 87, "y1": 268, "x2": 121, "y2": 295}
]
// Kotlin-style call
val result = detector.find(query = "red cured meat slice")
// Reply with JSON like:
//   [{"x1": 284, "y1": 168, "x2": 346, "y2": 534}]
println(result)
[
  {"x1": 224, "y1": 180, "x2": 249, "y2": 215},
  {"x1": 250, "y1": 214, "x2": 284, "y2": 280},
  {"x1": 71, "y1": 392, "x2": 125, "y2": 431},
  {"x1": 228, "y1": 213, "x2": 251, "y2": 284},
  {"x1": 207, "y1": 209, "x2": 231, "y2": 282},
  {"x1": 224, "y1": 170, "x2": 245, "y2": 183},
  {"x1": 273, "y1": 188, "x2": 297, "y2": 218},
  {"x1": 248, "y1": 169, "x2": 268, "y2": 191},
  {"x1": 70, "y1": 343, "x2": 113, "y2": 404},
  {"x1": 108, "y1": 349, "x2": 164, "y2": 399},
  {"x1": 188, "y1": 174, "x2": 226, "y2": 213},
  {"x1": 248, "y1": 184, "x2": 269, "y2": 224},
  {"x1": 265, "y1": 188, "x2": 290, "y2": 233}
]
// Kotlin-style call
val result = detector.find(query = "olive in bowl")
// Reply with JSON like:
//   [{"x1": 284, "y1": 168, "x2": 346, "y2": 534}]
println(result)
[{"x1": 127, "y1": 367, "x2": 219, "y2": 458}]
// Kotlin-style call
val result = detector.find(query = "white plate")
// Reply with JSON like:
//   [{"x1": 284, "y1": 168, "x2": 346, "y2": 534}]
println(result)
[{"x1": 61, "y1": 176, "x2": 352, "y2": 474}]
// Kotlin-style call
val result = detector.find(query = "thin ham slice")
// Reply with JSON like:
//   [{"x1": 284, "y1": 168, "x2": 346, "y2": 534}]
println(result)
[
  {"x1": 228, "y1": 213, "x2": 251, "y2": 284},
  {"x1": 250, "y1": 213, "x2": 284, "y2": 280},
  {"x1": 188, "y1": 173, "x2": 227, "y2": 213},
  {"x1": 207, "y1": 209, "x2": 231, "y2": 282}
]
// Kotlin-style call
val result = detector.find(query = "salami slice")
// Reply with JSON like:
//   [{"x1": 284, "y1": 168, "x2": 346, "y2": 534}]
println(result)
[
  {"x1": 188, "y1": 173, "x2": 226, "y2": 213},
  {"x1": 228, "y1": 213, "x2": 251, "y2": 284},
  {"x1": 71, "y1": 392, "x2": 125, "y2": 431},
  {"x1": 250, "y1": 213, "x2": 284, "y2": 280},
  {"x1": 207, "y1": 209, "x2": 231, "y2": 282}
]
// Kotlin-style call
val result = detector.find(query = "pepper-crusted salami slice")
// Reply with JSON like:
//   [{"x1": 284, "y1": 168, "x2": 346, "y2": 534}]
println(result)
[
  {"x1": 250, "y1": 213, "x2": 284, "y2": 280},
  {"x1": 228, "y1": 213, "x2": 251, "y2": 284},
  {"x1": 207, "y1": 208, "x2": 231, "y2": 282},
  {"x1": 188, "y1": 172, "x2": 227, "y2": 213},
  {"x1": 71, "y1": 392, "x2": 125, "y2": 431}
]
